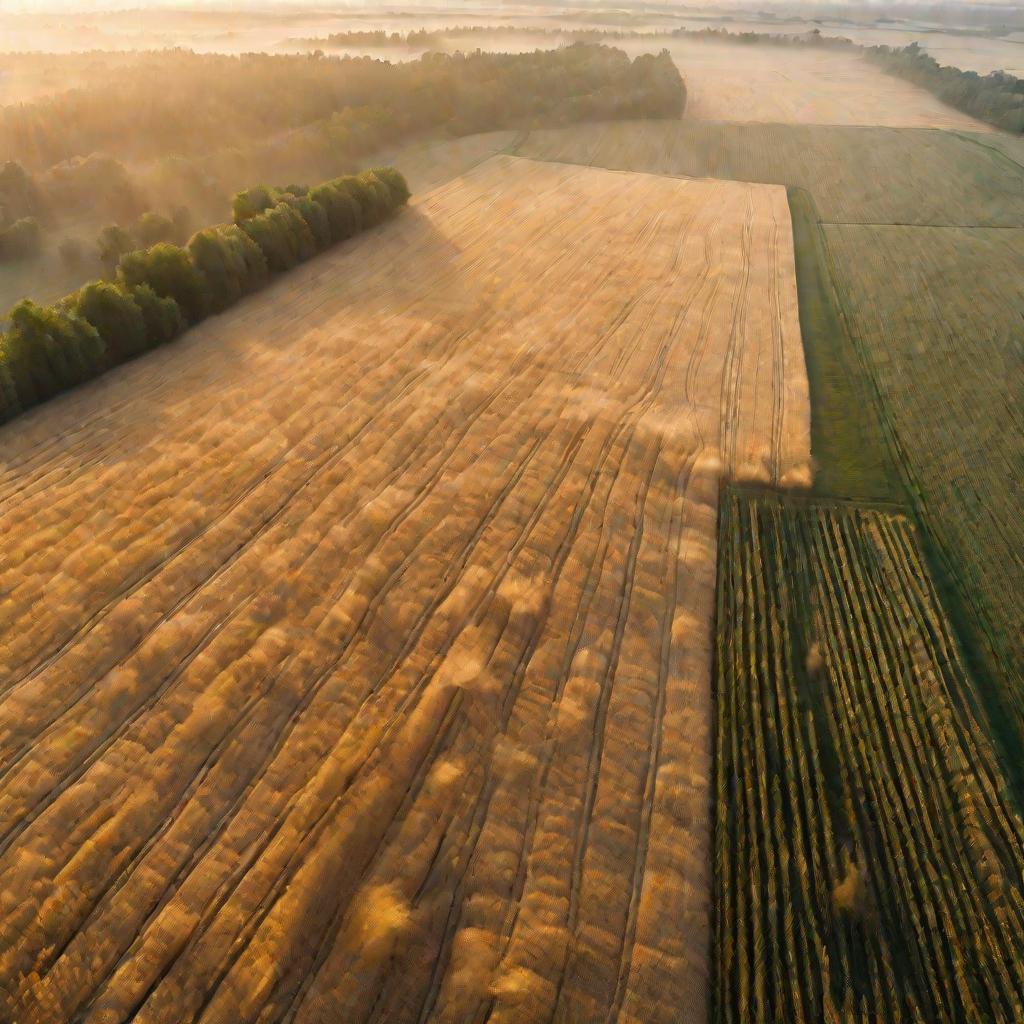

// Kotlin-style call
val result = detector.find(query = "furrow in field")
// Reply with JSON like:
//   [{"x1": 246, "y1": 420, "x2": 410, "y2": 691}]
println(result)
[
  {"x1": 0, "y1": 155, "x2": 809, "y2": 1023},
  {"x1": 715, "y1": 490, "x2": 1024, "y2": 1022}
]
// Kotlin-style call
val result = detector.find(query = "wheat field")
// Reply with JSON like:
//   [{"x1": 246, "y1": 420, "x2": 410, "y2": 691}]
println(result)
[
  {"x1": 614, "y1": 40, "x2": 993, "y2": 130},
  {"x1": 0, "y1": 155, "x2": 809, "y2": 1024}
]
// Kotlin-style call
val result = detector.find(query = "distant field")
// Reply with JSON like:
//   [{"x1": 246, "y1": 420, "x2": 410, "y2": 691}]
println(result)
[
  {"x1": 613, "y1": 40, "x2": 991, "y2": 129},
  {"x1": 0, "y1": 156, "x2": 809, "y2": 1023},
  {"x1": 370, "y1": 129, "x2": 518, "y2": 195},
  {"x1": 824, "y1": 222, "x2": 1024, "y2": 710},
  {"x1": 666, "y1": 18, "x2": 1024, "y2": 75},
  {"x1": 907, "y1": 34, "x2": 1024, "y2": 76},
  {"x1": 516, "y1": 120, "x2": 1024, "y2": 225},
  {"x1": 960, "y1": 129, "x2": 1024, "y2": 173},
  {"x1": 284, "y1": 35, "x2": 998, "y2": 131},
  {"x1": 715, "y1": 489, "x2": 1024, "y2": 1023}
]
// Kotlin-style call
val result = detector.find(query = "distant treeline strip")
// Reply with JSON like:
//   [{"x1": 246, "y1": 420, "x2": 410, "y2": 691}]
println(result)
[
  {"x1": 0, "y1": 45, "x2": 686, "y2": 240},
  {"x1": 296, "y1": 23, "x2": 857, "y2": 52},
  {"x1": 866, "y1": 43, "x2": 1024, "y2": 133},
  {"x1": 291, "y1": 25, "x2": 672, "y2": 48},
  {"x1": 674, "y1": 26, "x2": 856, "y2": 49},
  {"x1": 296, "y1": 25, "x2": 1024, "y2": 134},
  {"x1": 0, "y1": 167, "x2": 410, "y2": 424}
]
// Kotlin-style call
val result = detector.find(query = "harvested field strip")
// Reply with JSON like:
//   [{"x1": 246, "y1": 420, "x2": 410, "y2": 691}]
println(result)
[
  {"x1": 714, "y1": 488, "x2": 1024, "y2": 1023},
  {"x1": 515, "y1": 120, "x2": 1024, "y2": 227},
  {"x1": 0, "y1": 155, "x2": 809, "y2": 1023},
  {"x1": 823, "y1": 223, "x2": 1024, "y2": 746}
]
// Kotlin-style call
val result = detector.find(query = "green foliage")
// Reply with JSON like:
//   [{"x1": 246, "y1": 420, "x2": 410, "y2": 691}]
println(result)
[
  {"x1": 354, "y1": 171, "x2": 393, "y2": 227},
  {"x1": 370, "y1": 166, "x2": 411, "y2": 207},
  {"x1": 625, "y1": 51, "x2": 686, "y2": 118},
  {"x1": 284, "y1": 193, "x2": 331, "y2": 251},
  {"x1": 117, "y1": 243, "x2": 207, "y2": 324},
  {"x1": 232, "y1": 185, "x2": 279, "y2": 223},
  {"x1": 0, "y1": 160, "x2": 44, "y2": 222},
  {"x1": 1, "y1": 46, "x2": 687, "y2": 234},
  {"x1": 0, "y1": 164, "x2": 44, "y2": 264},
  {"x1": 0, "y1": 354, "x2": 20, "y2": 423},
  {"x1": 129, "y1": 283, "x2": 184, "y2": 347},
  {"x1": 188, "y1": 224, "x2": 268, "y2": 312},
  {"x1": 135, "y1": 211, "x2": 179, "y2": 247},
  {"x1": 0, "y1": 217, "x2": 42, "y2": 262},
  {"x1": 71, "y1": 281, "x2": 147, "y2": 362},
  {"x1": 97, "y1": 224, "x2": 136, "y2": 274},
  {"x1": 46, "y1": 154, "x2": 143, "y2": 223},
  {"x1": 867, "y1": 43, "x2": 1024, "y2": 133},
  {"x1": 2, "y1": 300, "x2": 104, "y2": 407},
  {"x1": 308, "y1": 181, "x2": 360, "y2": 243},
  {"x1": 0, "y1": 162, "x2": 409, "y2": 423},
  {"x1": 239, "y1": 200, "x2": 315, "y2": 272},
  {"x1": 0, "y1": 41, "x2": 681, "y2": 180},
  {"x1": 331, "y1": 177, "x2": 372, "y2": 232}
]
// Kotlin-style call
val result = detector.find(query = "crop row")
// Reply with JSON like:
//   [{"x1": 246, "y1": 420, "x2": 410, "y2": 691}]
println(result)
[
  {"x1": 824, "y1": 223, "x2": 1024, "y2": 733},
  {"x1": 715, "y1": 489, "x2": 1024, "y2": 1022}
]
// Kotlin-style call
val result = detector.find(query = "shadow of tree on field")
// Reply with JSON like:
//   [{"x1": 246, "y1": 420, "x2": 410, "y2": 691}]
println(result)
[{"x1": 0, "y1": 204, "x2": 469, "y2": 473}]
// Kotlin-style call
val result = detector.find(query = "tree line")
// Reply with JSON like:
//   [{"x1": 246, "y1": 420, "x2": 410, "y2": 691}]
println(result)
[
  {"x1": 671, "y1": 26, "x2": 857, "y2": 49},
  {"x1": 0, "y1": 167, "x2": 409, "y2": 424},
  {"x1": 0, "y1": 45, "x2": 685, "y2": 260},
  {"x1": 425, "y1": 45, "x2": 685, "y2": 131},
  {"x1": 0, "y1": 44, "x2": 686, "y2": 174},
  {"x1": 294, "y1": 25, "x2": 670, "y2": 49},
  {"x1": 298, "y1": 23, "x2": 858, "y2": 53},
  {"x1": 0, "y1": 161, "x2": 45, "y2": 263},
  {"x1": 866, "y1": 43, "x2": 1024, "y2": 133}
]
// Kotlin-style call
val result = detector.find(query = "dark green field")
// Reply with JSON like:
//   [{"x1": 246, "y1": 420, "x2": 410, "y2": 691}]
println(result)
[{"x1": 714, "y1": 488, "x2": 1024, "y2": 1023}]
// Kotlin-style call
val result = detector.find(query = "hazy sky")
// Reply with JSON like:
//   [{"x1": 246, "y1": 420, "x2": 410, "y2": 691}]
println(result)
[
  {"x1": 0, "y1": 0, "x2": 363, "y2": 10},
  {"x1": 0, "y1": 0, "x2": 1001, "y2": 14}
]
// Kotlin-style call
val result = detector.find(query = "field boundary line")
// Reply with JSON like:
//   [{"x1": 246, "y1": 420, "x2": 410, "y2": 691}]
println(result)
[
  {"x1": 818, "y1": 211, "x2": 1024, "y2": 810},
  {"x1": 952, "y1": 128, "x2": 1024, "y2": 176},
  {"x1": 821, "y1": 220, "x2": 1024, "y2": 229}
]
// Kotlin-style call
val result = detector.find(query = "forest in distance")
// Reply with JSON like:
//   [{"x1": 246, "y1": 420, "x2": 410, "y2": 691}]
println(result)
[
  {"x1": 2, "y1": 6, "x2": 1024, "y2": 1023},
  {"x1": 286, "y1": 23, "x2": 1024, "y2": 133},
  {"x1": 0, "y1": 44, "x2": 683, "y2": 292}
]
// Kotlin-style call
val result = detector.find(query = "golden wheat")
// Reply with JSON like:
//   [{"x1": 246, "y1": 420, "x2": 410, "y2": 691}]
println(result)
[{"x1": 0, "y1": 155, "x2": 809, "y2": 1023}]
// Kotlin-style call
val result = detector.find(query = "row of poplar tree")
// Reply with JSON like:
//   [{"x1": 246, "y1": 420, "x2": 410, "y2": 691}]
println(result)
[{"x1": 0, "y1": 166, "x2": 409, "y2": 423}]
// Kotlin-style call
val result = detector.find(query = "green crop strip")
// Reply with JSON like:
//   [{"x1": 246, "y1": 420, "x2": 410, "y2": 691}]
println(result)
[
  {"x1": 714, "y1": 487, "x2": 1024, "y2": 1023},
  {"x1": 786, "y1": 187, "x2": 901, "y2": 503}
]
